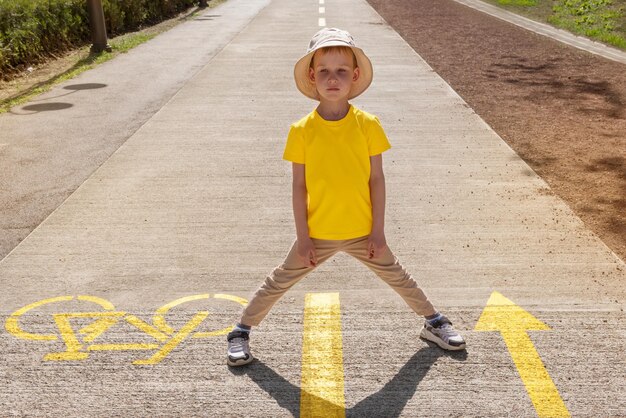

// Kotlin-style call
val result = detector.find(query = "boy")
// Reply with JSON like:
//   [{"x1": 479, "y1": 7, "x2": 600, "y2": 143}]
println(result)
[{"x1": 227, "y1": 28, "x2": 465, "y2": 367}]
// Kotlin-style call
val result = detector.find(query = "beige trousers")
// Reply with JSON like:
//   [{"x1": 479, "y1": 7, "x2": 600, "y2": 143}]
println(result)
[{"x1": 240, "y1": 235, "x2": 436, "y2": 326}]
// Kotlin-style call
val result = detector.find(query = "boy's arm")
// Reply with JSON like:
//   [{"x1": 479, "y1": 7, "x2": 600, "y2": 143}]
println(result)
[
  {"x1": 368, "y1": 154, "x2": 387, "y2": 258},
  {"x1": 292, "y1": 163, "x2": 317, "y2": 266}
]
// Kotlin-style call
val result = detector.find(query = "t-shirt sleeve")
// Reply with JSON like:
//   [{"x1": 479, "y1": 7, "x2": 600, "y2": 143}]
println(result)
[
  {"x1": 367, "y1": 116, "x2": 392, "y2": 156},
  {"x1": 283, "y1": 125, "x2": 305, "y2": 164}
]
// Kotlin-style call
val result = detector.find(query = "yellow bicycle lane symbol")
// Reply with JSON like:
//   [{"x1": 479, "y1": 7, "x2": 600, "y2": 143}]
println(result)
[{"x1": 5, "y1": 294, "x2": 247, "y2": 365}]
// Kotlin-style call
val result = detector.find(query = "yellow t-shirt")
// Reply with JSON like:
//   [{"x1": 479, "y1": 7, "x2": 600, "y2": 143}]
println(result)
[{"x1": 283, "y1": 105, "x2": 391, "y2": 240}]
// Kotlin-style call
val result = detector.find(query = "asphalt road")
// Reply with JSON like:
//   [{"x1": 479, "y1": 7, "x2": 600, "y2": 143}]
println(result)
[
  {"x1": 0, "y1": 0, "x2": 270, "y2": 261},
  {"x1": 1, "y1": 0, "x2": 624, "y2": 416}
]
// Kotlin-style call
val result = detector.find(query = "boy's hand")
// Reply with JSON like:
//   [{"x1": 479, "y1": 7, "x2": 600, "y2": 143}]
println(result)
[
  {"x1": 367, "y1": 232, "x2": 387, "y2": 259},
  {"x1": 297, "y1": 237, "x2": 318, "y2": 267}
]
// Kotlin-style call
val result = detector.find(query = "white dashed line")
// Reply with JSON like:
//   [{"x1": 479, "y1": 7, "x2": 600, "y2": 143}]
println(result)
[
  {"x1": 319, "y1": 0, "x2": 324, "y2": 4},
  {"x1": 319, "y1": 6, "x2": 325, "y2": 13},
  {"x1": 319, "y1": 17, "x2": 326, "y2": 27}
]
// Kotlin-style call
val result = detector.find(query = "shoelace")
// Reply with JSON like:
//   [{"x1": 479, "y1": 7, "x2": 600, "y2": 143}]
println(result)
[
  {"x1": 437, "y1": 323, "x2": 458, "y2": 338},
  {"x1": 229, "y1": 337, "x2": 247, "y2": 353}
]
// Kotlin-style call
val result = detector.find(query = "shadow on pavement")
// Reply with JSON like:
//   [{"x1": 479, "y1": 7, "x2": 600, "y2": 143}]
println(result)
[
  {"x1": 63, "y1": 83, "x2": 107, "y2": 91},
  {"x1": 230, "y1": 359, "x2": 303, "y2": 415},
  {"x1": 10, "y1": 83, "x2": 108, "y2": 115},
  {"x1": 348, "y1": 345, "x2": 467, "y2": 417},
  {"x1": 229, "y1": 344, "x2": 468, "y2": 417},
  {"x1": 19, "y1": 102, "x2": 74, "y2": 113},
  {"x1": 3, "y1": 54, "x2": 104, "y2": 104}
]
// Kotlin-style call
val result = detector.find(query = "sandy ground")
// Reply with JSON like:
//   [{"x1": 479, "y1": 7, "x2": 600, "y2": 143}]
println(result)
[{"x1": 367, "y1": 0, "x2": 626, "y2": 262}]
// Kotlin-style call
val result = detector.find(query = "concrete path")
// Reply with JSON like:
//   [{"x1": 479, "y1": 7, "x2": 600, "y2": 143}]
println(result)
[{"x1": 1, "y1": 0, "x2": 624, "y2": 416}]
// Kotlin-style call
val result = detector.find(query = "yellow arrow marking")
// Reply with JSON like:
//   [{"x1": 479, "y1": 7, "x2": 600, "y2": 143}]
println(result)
[
  {"x1": 475, "y1": 291, "x2": 570, "y2": 418},
  {"x1": 300, "y1": 293, "x2": 345, "y2": 418}
]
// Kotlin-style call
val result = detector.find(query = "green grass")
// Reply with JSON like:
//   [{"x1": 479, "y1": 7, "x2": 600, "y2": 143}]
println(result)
[
  {"x1": 110, "y1": 32, "x2": 157, "y2": 52},
  {"x1": 498, "y1": 0, "x2": 538, "y2": 6},
  {"x1": 483, "y1": 0, "x2": 626, "y2": 50}
]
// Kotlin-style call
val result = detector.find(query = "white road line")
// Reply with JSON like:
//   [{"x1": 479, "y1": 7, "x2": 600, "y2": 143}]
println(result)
[
  {"x1": 453, "y1": 0, "x2": 626, "y2": 64},
  {"x1": 319, "y1": 6, "x2": 325, "y2": 13},
  {"x1": 319, "y1": 17, "x2": 326, "y2": 27},
  {"x1": 319, "y1": 0, "x2": 324, "y2": 4}
]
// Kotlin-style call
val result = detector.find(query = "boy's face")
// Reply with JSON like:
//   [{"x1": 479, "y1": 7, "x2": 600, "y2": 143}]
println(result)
[{"x1": 308, "y1": 48, "x2": 360, "y2": 103}]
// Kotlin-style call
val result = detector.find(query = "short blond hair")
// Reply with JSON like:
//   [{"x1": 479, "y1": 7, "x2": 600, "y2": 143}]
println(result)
[{"x1": 310, "y1": 46, "x2": 358, "y2": 69}]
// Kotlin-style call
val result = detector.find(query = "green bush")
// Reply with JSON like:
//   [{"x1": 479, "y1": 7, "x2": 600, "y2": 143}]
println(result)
[
  {"x1": 121, "y1": 0, "x2": 147, "y2": 32},
  {"x1": 36, "y1": 0, "x2": 89, "y2": 52},
  {"x1": 0, "y1": 0, "x2": 198, "y2": 79}
]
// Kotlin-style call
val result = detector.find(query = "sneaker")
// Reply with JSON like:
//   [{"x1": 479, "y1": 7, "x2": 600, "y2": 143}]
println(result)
[
  {"x1": 227, "y1": 330, "x2": 254, "y2": 366},
  {"x1": 420, "y1": 315, "x2": 466, "y2": 351}
]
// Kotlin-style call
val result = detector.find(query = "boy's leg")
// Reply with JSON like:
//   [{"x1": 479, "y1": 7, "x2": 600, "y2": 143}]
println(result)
[
  {"x1": 341, "y1": 236, "x2": 437, "y2": 316},
  {"x1": 342, "y1": 236, "x2": 465, "y2": 350},
  {"x1": 228, "y1": 238, "x2": 341, "y2": 366},
  {"x1": 239, "y1": 238, "x2": 341, "y2": 327}
]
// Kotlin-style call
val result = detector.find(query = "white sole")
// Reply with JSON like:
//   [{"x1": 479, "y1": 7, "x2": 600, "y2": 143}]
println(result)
[
  {"x1": 420, "y1": 328, "x2": 466, "y2": 351},
  {"x1": 227, "y1": 355, "x2": 254, "y2": 367}
]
